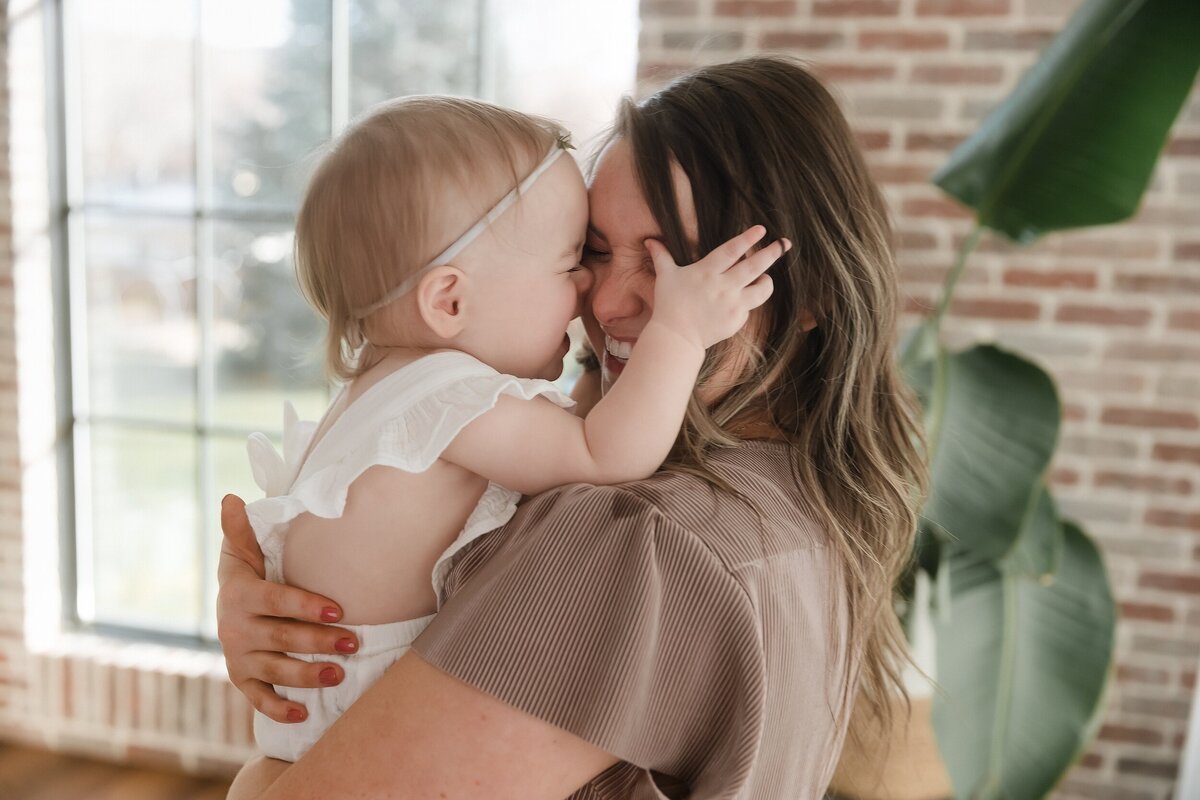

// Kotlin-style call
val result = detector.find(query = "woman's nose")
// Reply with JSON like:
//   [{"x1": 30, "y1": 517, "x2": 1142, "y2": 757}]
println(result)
[{"x1": 588, "y1": 266, "x2": 647, "y2": 327}]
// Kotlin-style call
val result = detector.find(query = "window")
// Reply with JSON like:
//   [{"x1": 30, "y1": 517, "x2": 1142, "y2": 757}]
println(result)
[{"x1": 55, "y1": 0, "x2": 637, "y2": 644}]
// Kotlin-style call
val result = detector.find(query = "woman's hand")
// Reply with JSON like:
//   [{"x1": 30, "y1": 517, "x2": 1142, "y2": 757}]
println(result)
[
  {"x1": 217, "y1": 495, "x2": 359, "y2": 723},
  {"x1": 646, "y1": 225, "x2": 788, "y2": 351}
]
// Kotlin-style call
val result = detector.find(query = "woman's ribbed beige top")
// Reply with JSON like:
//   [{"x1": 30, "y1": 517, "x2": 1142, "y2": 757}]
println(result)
[{"x1": 411, "y1": 440, "x2": 857, "y2": 799}]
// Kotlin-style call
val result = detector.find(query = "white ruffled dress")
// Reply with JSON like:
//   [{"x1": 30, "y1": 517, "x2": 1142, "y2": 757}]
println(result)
[{"x1": 244, "y1": 350, "x2": 575, "y2": 762}]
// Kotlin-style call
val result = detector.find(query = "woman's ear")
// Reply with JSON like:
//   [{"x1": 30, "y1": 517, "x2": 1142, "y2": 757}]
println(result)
[
  {"x1": 415, "y1": 265, "x2": 469, "y2": 340},
  {"x1": 798, "y1": 308, "x2": 818, "y2": 333}
]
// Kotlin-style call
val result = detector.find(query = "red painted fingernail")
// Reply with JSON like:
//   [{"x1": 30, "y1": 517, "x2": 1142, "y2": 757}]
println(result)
[
  {"x1": 335, "y1": 638, "x2": 358, "y2": 653},
  {"x1": 319, "y1": 667, "x2": 339, "y2": 686},
  {"x1": 320, "y1": 606, "x2": 341, "y2": 622},
  {"x1": 287, "y1": 708, "x2": 305, "y2": 723}
]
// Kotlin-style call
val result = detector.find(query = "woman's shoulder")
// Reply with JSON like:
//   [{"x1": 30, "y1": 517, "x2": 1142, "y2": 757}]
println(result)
[
  {"x1": 621, "y1": 440, "x2": 829, "y2": 550},
  {"x1": 508, "y1": 441, "x2": 834, "y2": 584}
]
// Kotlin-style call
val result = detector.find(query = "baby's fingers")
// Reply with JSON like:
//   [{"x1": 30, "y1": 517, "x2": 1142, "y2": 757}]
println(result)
[
  {"x1": 730, "y1": 238, "x2": 791, "y2": 286},
  {"x1": 706, "y1": 225, "x2": 768, "y2": 270},
  {"x1": 742, "y1": 272, "x2": 775, "y2": 310}
]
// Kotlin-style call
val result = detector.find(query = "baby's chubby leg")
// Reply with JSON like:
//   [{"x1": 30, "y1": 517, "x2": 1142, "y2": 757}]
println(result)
[{"x1": 227, "y1": 754, "x2": 292, "y2": 799}]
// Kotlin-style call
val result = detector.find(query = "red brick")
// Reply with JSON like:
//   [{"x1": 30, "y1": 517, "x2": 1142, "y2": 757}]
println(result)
[
  {"x1": 1078, "y1": 752, "x2": 1105, "y2": 770},
  {"x1": 1056, "y1": 304, "x2": 1152, "y2": 327},
  {"x1": 1140, "y1": 571, "x2": 1200, "y2": 595},
  {"x1": 641, "y1": 0, "x2": 702, "y2": 15},
  {"x1": 1117, "y1": 663, "x2": 1171, "y2": 685},
  {"x1": 871, "y1": 164, "x2": 932, "y2": 184},
  {"x1": 1168, "y1": 310, "x2": 1200, "y2": 331},
  {"x1": 860, "y1": 30, "x2": 949, "y2": 50},
  {"x1": 855, "y1": 130, "x2": 891, "y2": 151},
  {"x1": 1095, "y1": 471, "x2": 1192, "y2": 495},
  {"x1": 715, "y1": 0, "x2": 796, "y2": 16},
  {"x1": 814, "y1": 0, "x2": 899, "y2": 16},
  {"x1": 1145, "y1": 509, "x2": 1200, "y2": 532},
  {"x1": 902, "y1": 197, "x2": 973, "y2": 219},
  {"x1": 948, "y1": 297, "x2": 1040, "y2": 320},
  {"x1": 815, "y1": 63, "x2": 897, "y2": 82},
  {"x1": 1099, "y1": 724, "x2": 1165, "y2": 745},
  {"x1": 1114, "y1": 272, "x2": 1200, "y2": 294},
  {"x1": 1167, "y1": 137, "x2": 1200, "y2": 157},
  {"x1": 1048, "y1": 466, "x2": 1080, "y2": 486},
  {"x1": 1101, "y1": 407, "x2": 1199, "y2": 430},
  {"x1": 760, "y1": 31, "x2": 844, "y2": 49},
  {"x1": 912, "y1": 64, "x2": 1005, "y2": 84},
  {"x1": 1116, "y1": 758, "x2": 1179, "y2": 780},
  {"x1": 1106, "y1": 341, "x2": 1200, "y2": 362},
  {"x1": 1062, "y1": 403, "x2": 1087, "y2": 422},
  {"x1": 1154, "y1": 443, "x2": 1200, "y2": 466},
  {"x1": 916, "y1": 0, "x2": 1010, "y2": 16},
  {"x1": 1056, "y1": 236, "x2": 1160, "y2": 259},
  {"x1": 1175, "y1": 241, "x2": 1200, "y2": 261},
  {"x1": 1184, "y1": 671, "x2": 1197, "y2": 690},
  {"x1": 897, "y1": 229, "x2": 938, "y2": 250},
  {"x1": 964, "y1": 29, "x2": 1055, "y2": 50},
  {"x1": 906, "y1": 132, "x2": 966, "y2": 151},
  {"x1": 1002, "y1": 268, "x2": 1097, "y2": 290}
]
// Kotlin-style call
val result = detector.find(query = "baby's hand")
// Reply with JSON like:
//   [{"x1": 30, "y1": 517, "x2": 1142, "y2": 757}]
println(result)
[{"x1": 646, "y1": 225, "x2": 789, "y2": 351}]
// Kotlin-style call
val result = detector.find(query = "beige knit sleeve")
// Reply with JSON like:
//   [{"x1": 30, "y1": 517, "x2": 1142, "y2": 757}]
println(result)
[{"x1": 410, "y1": 483, "x2": 766, "y2": 789}]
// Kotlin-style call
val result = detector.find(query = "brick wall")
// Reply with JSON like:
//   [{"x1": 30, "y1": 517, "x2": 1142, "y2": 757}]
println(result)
[{"x1": 640, "y1": 1, "x2": 1200, "y2": 799}]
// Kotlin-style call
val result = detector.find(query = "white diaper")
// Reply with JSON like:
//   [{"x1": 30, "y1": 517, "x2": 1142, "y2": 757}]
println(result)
[{"x1": 252, "y1": 614, "x2": 435, "y2": 762}]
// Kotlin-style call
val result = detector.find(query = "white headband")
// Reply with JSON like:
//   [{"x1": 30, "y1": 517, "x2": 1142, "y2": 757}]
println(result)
[{"x1": 352, "y1": 143, "x2": 568, "y2": 320}]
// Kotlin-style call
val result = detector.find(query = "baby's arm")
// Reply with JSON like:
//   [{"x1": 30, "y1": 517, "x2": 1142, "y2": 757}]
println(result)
[{"x1": 442, "y1": 227, "x2": 787, "y2": 494}]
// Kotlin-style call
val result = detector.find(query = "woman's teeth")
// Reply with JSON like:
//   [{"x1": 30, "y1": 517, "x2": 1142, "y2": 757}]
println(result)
[{"x1": 605, "y1": 336, "x2": 634, "y2": 361}]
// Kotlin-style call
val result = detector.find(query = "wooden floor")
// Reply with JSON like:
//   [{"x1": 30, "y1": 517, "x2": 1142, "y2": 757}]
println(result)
[{"x1": 0, "y1": 742, "x2": 232, "y2": 800}]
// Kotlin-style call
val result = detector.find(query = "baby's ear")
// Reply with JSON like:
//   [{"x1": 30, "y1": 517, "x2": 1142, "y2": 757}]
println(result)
[{"x1": 415, "y1": 265, "x2": 469, "y2": 339}]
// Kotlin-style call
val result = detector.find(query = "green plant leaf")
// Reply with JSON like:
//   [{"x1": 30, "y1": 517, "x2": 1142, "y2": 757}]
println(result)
[
  {"x1": 999, "y1": 484, "x2": 1064, "y2": 580},
  {"x1": 933, "y1": 0, "x2": 1200, "y2": 243},
  {"x1": 914, "y1": 344, "x2": 1061, "y2": 562},
  {"x1": 932, "y1": 521, "x2": 1116, "y2": 798}
]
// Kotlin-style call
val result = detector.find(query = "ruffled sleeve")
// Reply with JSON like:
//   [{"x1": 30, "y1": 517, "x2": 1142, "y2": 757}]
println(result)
[{"x1": 243, "y1": 355, "x2": 575, "y2": 550}]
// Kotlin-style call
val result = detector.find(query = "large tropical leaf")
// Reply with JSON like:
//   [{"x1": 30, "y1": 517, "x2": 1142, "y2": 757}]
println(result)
[
  {"x1": 1000, "y1": 484, "x2": 1063, "y2": 580},
  {"x1": 933, "y1": 0, "x2": 1200, "y2": 242},
  {"x1": 913, "y1": 344, "x2": 1061, "y2": 562},
  {"x1": 932, "y1": 521, "x2": 1116, "y2": 799}
]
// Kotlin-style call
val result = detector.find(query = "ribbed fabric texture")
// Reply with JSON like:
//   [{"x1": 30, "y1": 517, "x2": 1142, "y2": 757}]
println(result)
[{"x1": 411, "y1": 441, "x2": 856, "y2": 799}]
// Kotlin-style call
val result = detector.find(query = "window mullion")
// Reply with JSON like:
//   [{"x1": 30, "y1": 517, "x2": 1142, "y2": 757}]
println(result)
[
  {"x1": 195, "y1": 0, "x2": 216, "y2": 636},
  {"x1": 332, "y1": 0, "x2": 349, "y2": 135}
]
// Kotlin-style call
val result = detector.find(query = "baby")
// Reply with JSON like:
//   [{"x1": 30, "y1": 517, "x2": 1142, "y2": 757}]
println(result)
[{"x1": 242, "y1": 95, "x2": 785, "y2": 763}]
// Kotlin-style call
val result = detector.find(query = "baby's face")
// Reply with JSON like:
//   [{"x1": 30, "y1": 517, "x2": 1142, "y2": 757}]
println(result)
[{"x1": 456, "y1": 154, "x2": 591, "y2": 381}]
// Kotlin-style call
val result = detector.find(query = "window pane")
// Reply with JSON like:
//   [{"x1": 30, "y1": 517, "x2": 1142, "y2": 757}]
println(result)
[
  {"x1": 207, "y1": 0, "x2": 332, "y2": 211},
  {"x1": 201, "y1": 434, "x2": 271, "y2": 638},
  {"x1": 78, "y1": 0, "x2": 195, "y2": 210},
  {"x1": 349, "y1": 0, "x2": 480, "y2": 115},
  {"x1": 88, "y1": 424, "x2": 199, "y2": 633},
  {"x1": 84, "y1": 216, "x2": 196, "y2": 424},
  {"x1": 213, "y1": 222, "x2": 327, "y2": 432}
]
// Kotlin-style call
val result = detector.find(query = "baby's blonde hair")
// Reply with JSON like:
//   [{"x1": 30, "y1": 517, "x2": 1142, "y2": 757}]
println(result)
[{"x1": 294, "y1": 95, "x2": 568, "y2": 381}]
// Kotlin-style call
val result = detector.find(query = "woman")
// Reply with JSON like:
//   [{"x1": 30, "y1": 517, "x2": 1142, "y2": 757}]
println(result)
[{"x1": 217, "y1": 55, "x2": 929, "y2": 798}]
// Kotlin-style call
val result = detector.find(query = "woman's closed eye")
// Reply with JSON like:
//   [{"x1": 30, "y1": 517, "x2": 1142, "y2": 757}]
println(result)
[{"x1": 581, "y1": 244, "x2": 609, "y2": 262}]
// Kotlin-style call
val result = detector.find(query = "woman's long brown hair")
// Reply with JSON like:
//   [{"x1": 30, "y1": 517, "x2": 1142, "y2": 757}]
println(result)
[{"x1": 599, "y1": 56, "x2": 931, "y2": 760}]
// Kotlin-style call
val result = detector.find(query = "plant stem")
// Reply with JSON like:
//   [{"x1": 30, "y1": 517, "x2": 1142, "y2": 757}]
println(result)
[
  {"x1": 930, "y1": 223, "x2": 983, "y2": 339},
  {"x1": 900, "y1": 223, "x2": 984, "y2": 372}
]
